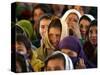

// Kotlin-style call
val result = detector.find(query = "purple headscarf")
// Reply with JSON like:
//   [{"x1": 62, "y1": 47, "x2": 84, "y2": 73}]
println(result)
[
  {"x1": 59, "y1": 36, "x2": 85, "y2": 57},
  {"x1": 59, "y1": 36, "x2": 88, "y2": 68}
]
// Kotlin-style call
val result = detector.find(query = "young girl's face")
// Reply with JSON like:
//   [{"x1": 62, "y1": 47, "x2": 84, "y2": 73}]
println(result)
[
  {"x1": 89, "y1": 25, "x2": 97, "y2": 45},
  {"x1": 33, "y1": 8, "x2": 44, "y2": 23},
  {"x1": 16, "y1": 41, "x2": 27, "y2": 55},
  {"x1": 46, "y1": 58, "x2": 64, "y2": 71},
  {"x1": 39, "y1": 19, "x2": 51, "y2": 39},
  {"x1": 79, "y1": 19, "x2": 90, "y2": 39},
  {"x1": 48, "y1": 27, "x2": 61, "y2": 48},
  {"x1": 66, "y1": 13, "x2": 79, "y2": 29}
]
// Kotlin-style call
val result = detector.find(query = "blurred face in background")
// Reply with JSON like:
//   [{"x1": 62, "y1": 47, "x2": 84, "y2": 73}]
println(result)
[
  {"x1": 48, "y1": 27, "x2": 61, "y2": 48},
  {"x1": 52, "y1": 4, "x2": 64, "y2": 17},
  {"x1": 74, "y1": 6, "x2": 84, "y2": 16},
  {"x1": 33, "y1": 8, "x2": 44, "y2": 24},
  {"x1": 89, "y1": 25, "x2": 97, "y2": 46},
  {"x1": 80, "y1": 19, "x2": 90, "y2": 39},
  {"x1": 39, "y1": 19, "x2": 51, "y2": 39}
]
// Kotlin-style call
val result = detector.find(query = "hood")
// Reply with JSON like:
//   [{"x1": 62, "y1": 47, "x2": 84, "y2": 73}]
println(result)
[
  {"x1": 43, "y1": 30, "x2": 55, "y2": 50},
  {"x1": 59, "y1": 36, "x2": 87, "y2": 63},
  {"x1": 45, "y1": 51, "x2": 73, "y2": 70},
  {"x1": 61, "y1": 9, "x2": 82, "y2": 39},
  {"x1": 84, "y1": 14, "x2": 95, "y2": 21},
  {"x1": 43, "y1": 17, "x2": 69, "y2": 50},
  {"x1": 16, "y1": 20, "x2": 33, "y2": 40}
]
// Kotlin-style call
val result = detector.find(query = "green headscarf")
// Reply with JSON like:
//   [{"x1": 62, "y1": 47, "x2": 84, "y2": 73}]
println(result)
[{"x1": 16, "y1": 20, "x2": 34, "y2": 40}]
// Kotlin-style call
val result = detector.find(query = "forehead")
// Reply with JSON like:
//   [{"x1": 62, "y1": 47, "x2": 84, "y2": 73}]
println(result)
[
  {"x1": 89, "y1": 25, "x2": 97, "y2": 30},
  {"x1": 40, "y1": 19, "x2": 51, "y2": 23},
  {"x1": 48, "y1": 27, "x2": 61, "y2": 33},
  {"x1": 47, "y1": 58, "x2": 64, "y2": 66},
  {"x1": 68, "y1": 13, "x2": 78, "y2": 18},
  {"x1": 80, "y1": 19, "x2": 90, "y2": 24},
  {"x1": 34, "y1": 8, "x2": 44, "y2": 14}
]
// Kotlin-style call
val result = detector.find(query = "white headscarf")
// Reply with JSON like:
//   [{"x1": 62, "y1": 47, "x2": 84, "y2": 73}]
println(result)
[
  {"x1": 45, "y1": 51, "x2": 73, "y2": 70},
  {"x1": 61, "y1": 9, "x2": 82, "y2": 39},
  {"x1": 84, "y1": 14, "x2": 95, "y2": 21}
]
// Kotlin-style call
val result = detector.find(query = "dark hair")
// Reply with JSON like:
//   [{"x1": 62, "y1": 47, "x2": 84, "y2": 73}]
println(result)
[
  {"x1": 16, "y1": 34, "x2": 33, "y2": 59},
  {"x1": 86, "y1": 20, "x2": 97, "y2": 40},
  {"x1": 83, "y1": 20, "x2": 97, "y2": 67},
  {"x1": 39, "y1": 14, "x2": 52, "y2": 24},
  {"x1": 16, "y1": 34, "x2": 31, "y2": 50},
  {"x1": 48, "y1": 17, "x2": 62, "y2": 32},
  {"x1": 90, "y1": 20, "x2": 97, "y2": 26},
  {"x1": 79, "y1": 15, "x2": 91, "y2": 23},
  {"x1": 38, "y1": 14, "x2": 52, "y2": 30},
  {"x1": 16, "y1": 53, "x2": 27, "y2": 72},
  {"x1": 45, "y1": 53, "x2": 66, "y2": 69}
]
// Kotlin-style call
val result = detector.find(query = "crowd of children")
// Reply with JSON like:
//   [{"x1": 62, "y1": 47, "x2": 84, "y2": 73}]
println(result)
[{"x1": 11, "y1": 2, "x2": 97, "y2": 72}]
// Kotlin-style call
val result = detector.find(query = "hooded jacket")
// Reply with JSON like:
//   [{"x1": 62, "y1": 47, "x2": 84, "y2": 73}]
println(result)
[{"x1": 61, "y1": 9, "x2": 82, "y2": 39}]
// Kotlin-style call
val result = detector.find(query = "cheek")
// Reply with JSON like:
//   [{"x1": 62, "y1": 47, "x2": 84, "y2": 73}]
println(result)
[
  {"x1": 49, "y1": 36, "x2": 53, "y2": 43},
  {"x1": 40, "y1": 28, "x2": 46, "y2": 37},
  {"x1": 39, "y1": 28, "x2": 43, "y2": 34},
  {"x1": 89, "y1": 33, "x2": 97, "y2": 44},
  {"x1": 33, "y1": 14, "x2": 38, "y2": 22},
  {"x1": 80, "y1": 28, "x2": 86, "y2": 34}
]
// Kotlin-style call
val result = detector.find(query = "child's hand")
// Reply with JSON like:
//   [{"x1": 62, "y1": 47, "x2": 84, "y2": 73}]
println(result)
[{"x1": 75, "y1": 58, "x2": 86, "y2": 69}]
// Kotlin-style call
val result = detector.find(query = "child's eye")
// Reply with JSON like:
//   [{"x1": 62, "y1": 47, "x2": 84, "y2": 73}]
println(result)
[
  {"x1": 89, "y1": 30, "x2": 93, "y2": 34},
  {"x1": 80, "y1": 24, "x2": 83, "y2": 28}
]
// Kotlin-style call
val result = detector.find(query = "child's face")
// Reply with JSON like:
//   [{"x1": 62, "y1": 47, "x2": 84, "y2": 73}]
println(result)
[
  {"x1": 89, "y1": 26, "x2": 97, "y2": 45},
  {"x1": 79, "y1": 19, "x2": 90, "y2": 39},
  {"x1": 66, "y1": 13, "x2": 79, "y2": 29},
  {"x1": 46, "y1": 59, "x2": 64, "y2": 71},
  {"x1": 39, "y1": 19, "x2": 51, "y2": 38},
  {"x1": 33, "y1": 8, "x2": 44, "y2": 23},
  {"x1": 48, "y1": 27, "x2": 61, "y2": 48},
  {"x1": 16, "y1": 41, "x2": 27, "y2": 55}
]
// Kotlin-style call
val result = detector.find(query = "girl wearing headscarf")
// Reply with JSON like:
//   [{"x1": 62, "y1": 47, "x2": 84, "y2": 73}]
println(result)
[
  {"x1": 36, "y1": 17, "x2": 61, "y2": 61},
  {"x1": 79, "y1": 14, "x2": 95, "y2": 44},
  {"x1": 83, "y1": 20, "x2": 97, "y2": 68},
  {"x1": 61, "y1": 9, "x2": 82, "y2": 39},
  {"x1": 16, "y1": 20, "x2": 36, "y2": 42},
  {"x1": 36, "y1": 16, "x2": 68, "y2": 62},
  {"x1": 44, "y1": 51, "x2": 73, "y2": 71},
  {"x1": 59, "y1": 36, "x2": 88, "y2": 69}
]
